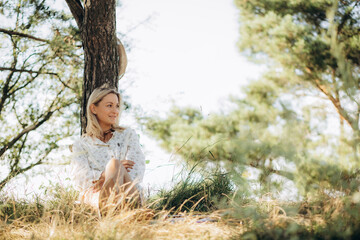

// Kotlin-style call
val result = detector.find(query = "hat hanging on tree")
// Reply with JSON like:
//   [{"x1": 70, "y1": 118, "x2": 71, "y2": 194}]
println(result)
[{"x1": 117, "y1": 37, "x2": 127, "y2": 79}]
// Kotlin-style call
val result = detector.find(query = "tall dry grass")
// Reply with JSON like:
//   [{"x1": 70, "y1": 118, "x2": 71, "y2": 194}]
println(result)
[
  {"x1": 0, "y1": 185, "x2": 242, "y2": 240},
  {"x1": 2, "y1": 179, "x2": 360, "y2": 239}
]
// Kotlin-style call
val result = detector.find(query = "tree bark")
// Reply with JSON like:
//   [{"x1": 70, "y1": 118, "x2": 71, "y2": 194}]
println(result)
[{"x1": 65, "y1": 0, "x2": 120, "y2": 133}]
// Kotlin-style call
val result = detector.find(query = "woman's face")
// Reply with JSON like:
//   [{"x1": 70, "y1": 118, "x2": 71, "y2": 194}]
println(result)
[{"x1": 91, "y1": 93, "x2": 120, "y2": 129}]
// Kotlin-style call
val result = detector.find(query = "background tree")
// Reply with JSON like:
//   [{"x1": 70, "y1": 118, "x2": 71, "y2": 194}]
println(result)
[
  {"x1": 235, "y1": 0, "x2": 359, "y2": 151},
  {"x1": 0, "y1": 0, "x2": 82, "y2": 191},
  {"x1": 141, "y1": 0, "x2": 360, "y2": 198},
  {"x1": 0, "y1": 0, "x2": 131, "y2": 192},
  {"x1": 233, "y1": 0, "x2": 360, "y2": 194},
  {"x1": 65, "y1": 0, "x2": 125, "y2": 132}
]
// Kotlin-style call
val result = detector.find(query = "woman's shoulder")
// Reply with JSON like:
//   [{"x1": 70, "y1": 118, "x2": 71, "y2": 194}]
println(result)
[
  {"x1": 114, "y1": 126, "x2": 136, "y2": 135},
  {"x1": 113, "y1": 127, "x2": 139, "y2": 141},
  {"x1": 73, "y1": 134, "x2": 91, "y2": 143},
  {"x1": 71, "y1": 135, "x2": 93, "y2": 151}
]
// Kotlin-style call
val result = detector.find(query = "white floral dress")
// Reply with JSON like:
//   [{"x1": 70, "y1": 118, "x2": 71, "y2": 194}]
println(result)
[{"x1": 71, "y1": 128, "x2": 145, "y2": 207}]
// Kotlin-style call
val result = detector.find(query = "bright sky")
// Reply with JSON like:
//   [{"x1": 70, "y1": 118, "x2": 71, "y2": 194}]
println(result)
[
  {"x1": 114, "y1": 0, "x2": 264, "y2": 190},
  {"x1": 118, "y1": 0, "x2": 262, "y2": 115},
  {"x1": 5, "y1": 0, "x2": 265, "y2": 197}
]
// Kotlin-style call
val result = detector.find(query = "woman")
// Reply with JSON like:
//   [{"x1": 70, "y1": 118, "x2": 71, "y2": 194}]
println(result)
[{"x1": 71, "y1": 87, "x2": 145, "y2": 211}]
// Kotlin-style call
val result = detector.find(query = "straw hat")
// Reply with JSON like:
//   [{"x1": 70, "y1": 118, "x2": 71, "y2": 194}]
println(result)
[{"x1": 117, "y1": 38, "x2": 127, "y2": 79}]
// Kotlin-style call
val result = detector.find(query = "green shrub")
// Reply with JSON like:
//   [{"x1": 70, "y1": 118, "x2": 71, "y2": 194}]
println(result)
[
  {"x1": 233, "y1": 195, "x2": 360, "y2": 240},
  {"x1": 0, "y1": 195, "x2": 44, "y2": 223},
  {"x1": 149, "y1": 165, "x2": 233, "y2": 212}
]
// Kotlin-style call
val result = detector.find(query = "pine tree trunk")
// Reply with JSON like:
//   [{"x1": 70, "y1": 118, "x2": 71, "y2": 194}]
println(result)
[{"x1": 65, "y1": 0, "x2": 120, "y2": 133}]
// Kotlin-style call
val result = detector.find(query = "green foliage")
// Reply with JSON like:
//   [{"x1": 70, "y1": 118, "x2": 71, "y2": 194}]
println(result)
[
  {"x1": 0, "y1": 183, "x2": 93, "y2": 225},
  {"x1": 149, "y1": 164, "x2": 233, "y2": 212},
  {"x1": 233, "y1": 195, "x2": 360, "y2": 240},
  {"x1": 41, "y1": 182, "x2": 90, "y2": 223},
  {"x1": 142, "y1": 78, "x2": 310, "y2": 196},
  {"x1": 0, "y1": 0, "x2": 83, "y2": 190},
  {"x1": 0, "y1": 195, "x2": 44, "y2": 223},
  {"x1": 235, "y1": 0, "x2": 360, "y2": 136},
  {"x1": 141, "y1": 0, "x2": 360, "y2": 200}
]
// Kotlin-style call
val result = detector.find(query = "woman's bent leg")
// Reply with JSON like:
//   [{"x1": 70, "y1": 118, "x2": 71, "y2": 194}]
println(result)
[{"x1": 99, "y1": 159, "x2": 140, "y2": 211}]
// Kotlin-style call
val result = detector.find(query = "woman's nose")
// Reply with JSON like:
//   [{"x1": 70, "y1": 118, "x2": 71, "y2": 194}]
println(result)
[{"x1": 113, "y1": 107, "x2": 119, "y2": 114}]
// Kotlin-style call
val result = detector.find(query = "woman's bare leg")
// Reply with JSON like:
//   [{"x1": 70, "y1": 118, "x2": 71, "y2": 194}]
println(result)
[{"x1": 99, "y1": 159, "x2": 139, "y2": 209}]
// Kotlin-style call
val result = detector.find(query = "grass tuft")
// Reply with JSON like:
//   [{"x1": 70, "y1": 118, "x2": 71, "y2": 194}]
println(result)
[{"x1": 149, "y1": 165, "x2": 233, "y2": 213}]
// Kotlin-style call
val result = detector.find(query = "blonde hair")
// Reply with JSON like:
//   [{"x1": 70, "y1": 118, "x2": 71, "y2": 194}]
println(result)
[{"x1": 85, "y1": 87, "x2": 125, "y2": 139}]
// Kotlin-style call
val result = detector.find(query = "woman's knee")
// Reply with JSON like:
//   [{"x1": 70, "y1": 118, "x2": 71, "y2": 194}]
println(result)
[
  {"x1": 105, "y1": 159, "x2": 127, "y2": 176},
  {"x1": 105, "y1": 159, "x2": 120, "y2": 177},
  {"x1": 106, "y1": 158, "x2": 120, "y2": 170}
]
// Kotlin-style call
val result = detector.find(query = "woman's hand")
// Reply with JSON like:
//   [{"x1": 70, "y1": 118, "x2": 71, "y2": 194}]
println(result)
[
  {"x1": 92, "y1": 171, "x2": 105, "y2": 193},
  {"x1": 120, "y1": 160, "x2": 135, "y2": 172}
]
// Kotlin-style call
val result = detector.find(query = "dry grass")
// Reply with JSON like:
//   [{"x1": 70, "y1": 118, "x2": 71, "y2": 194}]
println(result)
[
  {"x1": 0, "y1": 195, "x2": 243, "y2": 240},
  {"x1": 2, "y1": 187, "x2": 360, "y2": 240},
  {"x1": 1, "y1": 212, "x2": 242, "y2": 239}
]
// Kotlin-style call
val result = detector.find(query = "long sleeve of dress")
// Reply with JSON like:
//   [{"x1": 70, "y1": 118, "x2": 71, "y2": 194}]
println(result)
[
  {"x1": 71, "y1": 140, "x2": 97, "y2": 191},
  {"x1": 126, "y1": 129, "x2": 146, "y2": 184}
]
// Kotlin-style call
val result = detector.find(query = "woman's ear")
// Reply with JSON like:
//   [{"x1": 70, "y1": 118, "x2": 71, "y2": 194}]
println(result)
[{"x1": 90, "y1": 104, "x2": 97, "y2": 115}]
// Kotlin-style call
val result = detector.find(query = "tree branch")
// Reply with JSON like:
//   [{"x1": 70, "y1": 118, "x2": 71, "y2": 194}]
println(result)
[
  {"x1": 0, "y1": 66, "x2": 75, "y2": 91},
  {"x1": 0, "y1": 41, "x2": 18, "y2": 115},
  {"x1": 313, "y1": 78, "x2": 356, "y2": 130},
  {"x1": 249, "y1": 162, "x2": 295, "y2": 181},
  {"x1": 8, "y1": 70, "x2": 40, "y2": 96},
  {"x1": 7, "y1": 58, "x2": 48, "y2": 92},
  {"x1": 12, "y1": 103, "x2": 28, "y2": 128},
  {"x1": 0, "y1": 149, "x2": 51, "y2": 191},
  {"x1": 337, "y1": 1, "x2": 360, "y2": 34},
  {"x1": 9, "y1": 133, "x2": 29, "y2": 173},
  {"x1": 0, "y1": 104, "x2": 60, "y2": 158},
  {"x1": 337, "y1": 9, "x2": 352, "y2": 34},
  {"x1": 0, "y1": 114, "x2": 53, "y2": 156},
  {"x1": 304, "y1": 67, "x2": 357, "y2": 130},
  {"x1": 65, "y1": 0, "x2": 84, "y2": 30},
  {"x1": 268, "y1": 168, "x2": 295, "y2": 181},
  {"x1": 0, "y1": 67, "x2": 57, "y2": 75},
  {"x1": 0, "y1": 28, "x2": 49, "y2": 43}
]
